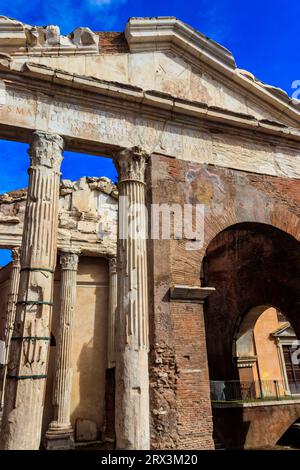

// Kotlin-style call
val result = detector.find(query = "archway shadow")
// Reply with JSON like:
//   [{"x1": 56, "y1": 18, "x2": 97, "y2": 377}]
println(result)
[{"x1": 202, "y1": 222, "x2": 300, "y2": 449}]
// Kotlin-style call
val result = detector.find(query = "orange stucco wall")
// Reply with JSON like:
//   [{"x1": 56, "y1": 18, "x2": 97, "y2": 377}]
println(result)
[{"x1": 253, "y1": 307, "x2": 285, "y2": 395}]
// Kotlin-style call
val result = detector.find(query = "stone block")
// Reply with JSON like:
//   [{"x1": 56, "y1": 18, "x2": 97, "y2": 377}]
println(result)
[{"x1": 76, "y1": 418, "x2": 98, "y2": 442}]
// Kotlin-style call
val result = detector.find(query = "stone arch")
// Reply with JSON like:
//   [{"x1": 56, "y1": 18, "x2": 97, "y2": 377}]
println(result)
[
  {"x1": 204, "y1": 222, "x2": 300, "y2": 449},
  {"x1": 170, "y1": 197, "x2": 300, "y2": 290},
  {"x1": 277, "y1": 417, "x2": 300, "y2": 447},
  {"x1": 244, "y1": 405, "x2": 300, "y2": 449},
  {"x1": 200, "y1": 204, "x2": 300, "y2": 270},
  {"x1": 202, "y1": 221, "x2": 300, "y2": 381},
  {"x1": 231, "y1": 304, "x2": 297, "y2": 401},
  {"x1": 214, "y1": 402, "x2": 300, "y2": 449},
  {"x1": 233, "y1": 304, "x2": 271, "y2": 359},
  {"x1": 232, "y1": 304, "x2": 293, "y2": 358}
]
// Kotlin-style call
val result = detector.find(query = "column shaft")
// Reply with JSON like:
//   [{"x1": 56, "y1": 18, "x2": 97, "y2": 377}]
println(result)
[
  {"x1": 0, "y1": 131, "x2": 63, "y2": 450},
  {"x1": 113, "y1": 146, "x2": 150, "y2": 450},
  {"x1": 0, "y1": 248, "x2": 21, "y2": 409},
  {"x1": 45, "y1": 250, "x2": 79, "y2": 449},
  {"x1": 107, "y1": 257, "x2": 117, "y2": 368}
]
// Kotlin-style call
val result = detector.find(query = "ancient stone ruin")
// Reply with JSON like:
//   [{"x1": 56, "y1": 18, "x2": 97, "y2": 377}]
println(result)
[{"x1": 0, "y1": 16, "x2": 299, "y2": 450}]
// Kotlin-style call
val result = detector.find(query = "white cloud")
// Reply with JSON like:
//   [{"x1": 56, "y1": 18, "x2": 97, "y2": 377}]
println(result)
[
  {"x1": 88, "y1": 0, "x2": 127, "y2": 7},
  {"x1": 0, "y1": 0, "x2": 128, "y2": 34}
]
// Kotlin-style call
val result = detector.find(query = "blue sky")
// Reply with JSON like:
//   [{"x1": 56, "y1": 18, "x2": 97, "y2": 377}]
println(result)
[{"x1": 0, "y1": 0, "x2": 299, "y2": 265}]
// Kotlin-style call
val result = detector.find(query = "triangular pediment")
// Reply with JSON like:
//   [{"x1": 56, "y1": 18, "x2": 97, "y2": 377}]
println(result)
[
  {"x1": 271, "y1": 322, "x2": 297, "y2": 338},
  {"x1": 124, "y1": 17, "x2": 300, "y2": 127},
  {"x1": 122, "y1": 48, "x2": 297, "y2": 126},
  {"x1": 0, "y1": 16, "x2": 299, "y2": 128}
]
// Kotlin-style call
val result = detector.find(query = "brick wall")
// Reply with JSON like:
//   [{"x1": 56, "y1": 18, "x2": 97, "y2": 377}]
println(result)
[
  {"x1": 95, "y1": 32, "x2": 129, "y2": 54},
  {"x1": 147, "y1": 153, "x2": 300, "y2": 450},
  {"x1": 148, "y1": 156, "x2": 214, "y2": 450}
]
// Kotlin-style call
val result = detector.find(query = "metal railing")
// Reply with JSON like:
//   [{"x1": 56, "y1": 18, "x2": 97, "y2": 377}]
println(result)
[{"x1": 210, "y1": 380, "x2": 292, "y2": 403}]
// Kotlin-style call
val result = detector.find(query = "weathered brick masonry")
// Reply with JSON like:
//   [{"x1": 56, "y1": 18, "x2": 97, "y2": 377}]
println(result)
[
  {"x1": 148, "y1": 154, "x2": 300, "y2": 449},
  {"x1": 0, "y1": 15, "x2": 299, "y2": 450},
  {"x1": 148, "y1": 155, "x2": 214, "y2": 450}
]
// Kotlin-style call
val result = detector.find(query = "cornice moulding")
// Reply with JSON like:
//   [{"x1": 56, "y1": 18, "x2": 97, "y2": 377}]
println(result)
[
  {"x1": 0, "y1": 16, "x2": 299, "y2": 123},
  {"x1": 169, "y1": 284, "x2": 216, "y2": 303},
  {"x1": 125, "y1": 17, "x2": 235, "y2": 68},
  {"x1": 125, "y1": 17, "x2": 300, "y2": 124},
  {"x1": 1, "y1": 59, "x2": 300, "y2": 146}
]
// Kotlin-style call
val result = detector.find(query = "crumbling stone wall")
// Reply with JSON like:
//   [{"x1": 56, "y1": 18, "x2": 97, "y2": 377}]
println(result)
[
  {"x1": 0, "y1": 177, "x2": 118, "y2": 255},
  {"x1": 150, "y1": 343, "x2": 179, "y2": 448}
]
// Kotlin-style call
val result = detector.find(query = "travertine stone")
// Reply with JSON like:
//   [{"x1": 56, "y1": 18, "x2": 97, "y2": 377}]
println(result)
[
  {"x1": 0, "y1": 247, "x2": 21, "y2": 409},
  {"x1": 0, "y1": 177, "x2": 118, "y2": 255},
  {"x1": 0, "y1": 131, "x2": 63, "y2": 450},
  {"x1": 0, "y1": 16, "x2": 99, "y2": 55},
  {"x1": 5, "y1": 16, "x2": 300, "y2": 127},
  {"x1": 0, "y1": 15, "x2": 298, "y2": 453},
  {"x1": 75, "y1": 418, "x2": 98, "y2": 442},
  {"x1": 113, "y1": 146, "x2": 150, "y2": 450},
  {"x1": 45, "y1": 250, "x2": 79, "y2": 450},
  {"x1": 70, "y1": 27, "x2": 98, "y2": 46},
  {"x1": 0, "y1": 80, "x2": 299, "y2": 179},
  {"x1": 107, "y1": 256, "x2": 117, "y2": 368}
]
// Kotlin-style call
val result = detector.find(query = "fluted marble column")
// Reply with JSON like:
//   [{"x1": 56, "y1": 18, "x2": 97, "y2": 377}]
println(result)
[
  {"x1": 113, "y1": 146, "x2": 150, "y2": 450},
  {"x1": 0, "y1": 247, "x2": 21, "y2": 410},
  {"x1": 107, "y1": 256, "x2": 117, "y2": 369},
  {"x1": 45, "y1": 250, "x2": 79, "y2": 449},
  {"x1": 0, "y1": 131, "x2": 63, "y2": 450}
]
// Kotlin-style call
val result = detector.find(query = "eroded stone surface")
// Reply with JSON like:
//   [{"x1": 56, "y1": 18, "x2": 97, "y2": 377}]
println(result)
[
  {"x1": 76, "y1": 418, "x2": 98, "y2": 442},
  {"x1": 45, "y1": 250, "x2": 80, "y2": 449},
  {"x1": 0, "y1": 16, "x2": 99, "y2": 55},
  {"x1": 0, "y1": 15, "x2": 298, "y2": 452},
  {"x1": 0, "y1": 131, "x2": 63, "y2": 450},
  {"x1": 0, "y1": 176, "x2": 118, "y2": 255},
  {"x1": 114, "y1": 147, "x2": 150, "y2": 450}
]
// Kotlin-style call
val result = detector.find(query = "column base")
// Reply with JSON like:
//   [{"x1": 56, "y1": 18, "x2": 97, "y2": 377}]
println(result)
[{"x1": 44, "y1": 425, "x2": 74, "y2": 450}]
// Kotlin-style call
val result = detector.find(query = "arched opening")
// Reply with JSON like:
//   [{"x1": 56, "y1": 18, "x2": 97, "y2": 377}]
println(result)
[
  {"x1": 211, "y1": 305, "x2": 300, "y2": 402},
  {"x1": 202, "y1": 222, "x2": 300, "y2": 448},
  {"x1": 277, "y1": 418, "x2": 300, "y2": 449},
  {"x1": 234, "y1": 306, "x2": 299, "y2": 401},
  {"x1": 202, "y1": 222, "x2": 300, "y2": 381}
]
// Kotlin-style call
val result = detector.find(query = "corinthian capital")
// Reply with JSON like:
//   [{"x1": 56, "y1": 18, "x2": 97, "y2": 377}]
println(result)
[
  {"x1": 28, "y1": 131, "x2": 64, "y2": 172},
  {"x1": 114, "y1": 146, "x2": 149, "y2": 184},
  {"x1": 60, "y1": 250, "x2": 80, "y2": 271}
]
